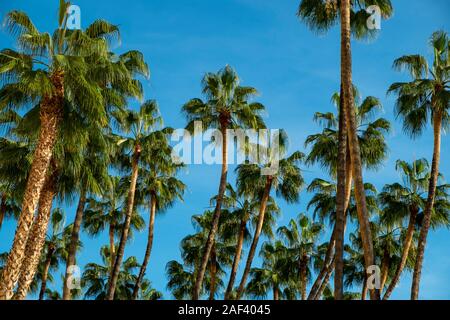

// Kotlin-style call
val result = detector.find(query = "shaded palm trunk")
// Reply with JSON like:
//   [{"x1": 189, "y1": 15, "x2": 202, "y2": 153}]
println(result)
[
  {"x1": 380, "y1": 246, "x2": 390, "y2": 293},
  {"x1": 236, "y1": 177, "x2": 273, "y2": 299},
  {"x1": 300, "y1": 254, "x2": 308, "y2": 300},
  {"x1": 0, "y1": 71, "x2": 63, "y2": 300},
  {"x1": 411, "y1": 112, "x2": 442, "y2": 300},
  {"x1": 106, "y1": 144, "x2": 141, "y2": 300},
  {"x1": 38, "y1": 244, "x2": 55, "y2": 300},
  {"x1": 13, "y1": 170, "x2": 57, "y2": 300},
  {"x1": 209, "y1": 244, "x2": 217, "y2": 300},
  {"x1": 62, "y1": 187, "x2": 87, "y2": 300},
  {"x1": 224, "y1": 215, "x2": 248, "y2": 300},
  {"x1": 340, "y1": 0, "x2": 378, "y2": 300},
  {"x1": 361, "y1": 274, "x2": 368, "y2": 300},
  {"x1": 132, "y1": 193, "x2": 157, "y2": 300},
  {"x1": 193, "y1": 120, "x2": 229, "y2": 300},
  {"x1": 383, "y1": 206, "x2": 418, "y2": 300},
  {"x1": 334, "y1": 85, "x2": 347, "y2": 300},
  {"x1": 273, "y1": 287, "x2": 279, "y2": 301},
  {"x1": 0, "y1": 194, "x2": 7, "y2": 231}
]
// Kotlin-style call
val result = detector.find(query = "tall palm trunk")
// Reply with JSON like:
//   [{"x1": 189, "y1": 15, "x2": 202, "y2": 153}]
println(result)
[
  {"x1": 334, "y1": 86, "x2": 347, "y2": 300},
  {"x1": 0, "y1": 71, "x2": 63, "y2": 300},
  {"x1": 300, "y1": 254, "x2": 308, "y2": 300},
  {"x1": 106, "y1": 144, "x2": 141, "y2": 300},
  {"x1": 411, "y1": 112, "x2": 442, "y2": 300},
  {"x1": 383, "y1": 206, "x2": 418, "y2": 300},
  {"x1": 109, "y1": 222, "x2": 115, "y2": 273},
  {"x1": 224, "y1": 215, "x2": 248, "y2": 300},
  {"x1": 0, "y1": 194, "x2": 7, "y2": 231},
  {"x1": 236, "y1": 177, "x2": 273, "y2": 299},
  {"x1": 209, "y1": 244, "x2": 217, "y2": 300},
  {"x1": 62, "y1": 187, "x2": 87, "y2": 300},
  {"x1": 309, "y1": 161, "x2": 352, "y2": 300},
  {"x1": 13, "y1": 170, "x2": 57, "y2": 300},
  {"x1": 340, "y1": 0, "x2": 378, "y2": 300},
  {"x1": 192, "y1": 120, "x2": 229, "y2": 300},
  {"x1": 38, "y1": 244, "x2": 55, "y2": 300},
  {"x1": 132, "y1": 193, "x2": 157, "y2": 300}
]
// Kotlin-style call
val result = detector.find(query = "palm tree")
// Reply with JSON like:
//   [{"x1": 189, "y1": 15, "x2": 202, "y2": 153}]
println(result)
[
  {"x1": 381, "y1": 159, "x2": 450, "y2": 299},
  {"x1": 235, "y1": 144, "x2": 305, "y2": 299},
  {"x1": 106, "y1": 100, "x2": 166, "y2": 299},
  {"x1": 0, "y1": 2, "x2": 128, "y2": 298},
  {"x1": 298, "y1": 0, "x2": 393, "y2": 300},
  {"x1": 388, "y1": 31, "x2": 449, "y2": 299},
  {"x1": 82, "y1": 246, "x2": 161, "y2": 300},
  {"x1": 246, "y1": 241, "x2": 293, "y2": 300},
  {"x1": 305, "y1": 90, "x2": 390, "y2": 299},
  {"x1": 131, "y1": 147, "x2": 186, "y2": 299},
  {"x1": 277, "y1": 214, "x2": 323, "y2": 300},
  {"x1": 0, "y1": 182, "x2": 20, "y2": 232},
  {"x1": 183, "y1": 65, "x2": 266, "y2": 299}
]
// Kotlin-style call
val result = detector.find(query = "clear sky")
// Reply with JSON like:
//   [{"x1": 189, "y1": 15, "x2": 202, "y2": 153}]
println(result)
[{"x1": 0, "y1": 0, "x2": 449, "y2": 300}]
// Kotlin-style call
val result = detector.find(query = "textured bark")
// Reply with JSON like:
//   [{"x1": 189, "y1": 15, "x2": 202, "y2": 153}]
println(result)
[
  {"x1": 411, "y1": 112, "x2": 442, "y2": 300},
  {"x1": 38, "y1": 245, "x2": 55, "y2": 300},
  {"x1": 236, "y1": 177, "x2": 273, "y2": 299},
  {"x1": 340, "y1": 0, "x2": 378, "y2": 300},
  {"x1": 208, "y1": 244, "x2": 217, "y2": 300},
  {"x1": 192, "y1": 120, "x2": 229, "y2": 300},
  {"x1": 106, "y1": 144, "x2": 141, "y2": 300},
  {"x1": 13, "y1": 170, "x2": 57, "y2": 300},
  {"x1": 0, "y1": 71, "x2": 63, "y2": 300},
  {"x1": 300, "y1": 254, "x2": 308, "y2": 300},
  {"x1": 334, "y1": 85, "x2": 347, "y2": 300},
  {"x1": 132, "y1": 193, "x2": 157, "y2": 300},
  {"x1": 62, "y1": 188, "x2": 87, "y2": 300},
  {"x1": 383, "y1": 206, "x2": 418, "y2": 300},
  {"x1": 224, "y1": 215, "x2": 248, "y2": 300}
]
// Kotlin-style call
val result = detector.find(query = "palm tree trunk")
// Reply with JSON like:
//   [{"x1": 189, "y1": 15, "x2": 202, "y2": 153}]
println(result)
[
  {"x1": 334, "y1": 85, "x2": 347, "y2": 300},
  {"x1": 192, "y1": 121, "x2": 229, "y2": 300},
  {"x1": 132, "y1": 193, "x2": 157, "y2": 300},
  {"x1": 383, "y1": 206, "x2": 418, "y2": 300},
  {"x1": 209, "y1": 244, "x2": 217, "y2": 300},
  {"x1": 340, "y1": 0, "x2": 378, "y2": 301},
  {"x1": 236, "y1": 177, "x2": 273, "y2": 299},
  {"x1": 411, "y1": 112, "x2": 442, "y2": 300},
  {"x1": 361, "y1": 274, "x2": 368, "y2": 300},
  {"x1": 316, "y1": 258, "x2": 335, "y2": 300},
  {"x1": 0, "y1": 194, "x2": 7, "y2": 231},
  {"x1": 273, "y1": 287, "x2": 279, "y2": 301},
  {"x1": 13, "y1": 171, "x2": 57, "y2": 300},
  {"x1": 38, "y1": 245, "x2": 55, "y2": 300},
  {"x1": 106, "y1": 144, "x2": 141, "y2": 300},
  {"x1": 0, "y1": 71, "x2": 63, "y2": 300},
  {"x1": 62, "y1": 187, "x2": 87, "y2": 300},
  {"x1": 224, "y1": 215, "x2": 247, "y2": 300},
  {"x1": 300, "y1": 254, "x2": 308, "y2": 300},
  {"x1": 380, "y1": 246, "x2": 390, "y2": 293},
  {"x1": 109, "y1": 222, "x2": 115, "y2": 274}
]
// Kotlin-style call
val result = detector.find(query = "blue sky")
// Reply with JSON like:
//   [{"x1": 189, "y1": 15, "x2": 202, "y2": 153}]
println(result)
[{"x1": 0, "y1": 0, "x2": 449, "y2": 300}]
